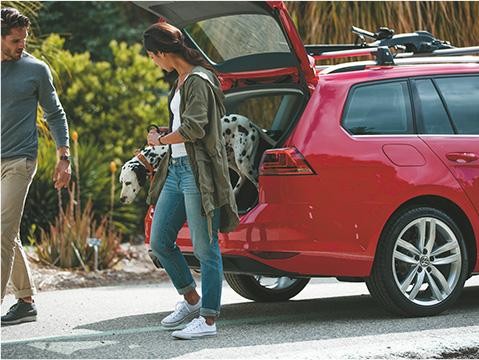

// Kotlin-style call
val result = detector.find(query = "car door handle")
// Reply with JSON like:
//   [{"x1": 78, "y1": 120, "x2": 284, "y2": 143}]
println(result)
[{"x1": 446, "y1": 152, "x2": 478, "y2": 163}]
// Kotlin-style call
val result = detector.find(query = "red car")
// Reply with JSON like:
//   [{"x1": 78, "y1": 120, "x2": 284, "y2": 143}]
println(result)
[{"x1": 137, "y1": 1, "x2": 479, "y2": 317}]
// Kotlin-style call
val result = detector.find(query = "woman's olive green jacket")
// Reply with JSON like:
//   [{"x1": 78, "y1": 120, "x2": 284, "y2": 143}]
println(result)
[{"x1": 146, "y1": 66, "x2": 240, "y2": 237}]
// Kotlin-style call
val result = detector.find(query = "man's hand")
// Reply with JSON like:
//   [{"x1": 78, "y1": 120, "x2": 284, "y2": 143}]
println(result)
[{"x1": 53, "y1": 160, "x2": 71, "y2": 190}]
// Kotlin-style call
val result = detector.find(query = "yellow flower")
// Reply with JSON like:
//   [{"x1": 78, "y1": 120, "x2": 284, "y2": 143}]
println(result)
[{"x1": 110, "y1": 161, "x2": 117, "y2": 173}]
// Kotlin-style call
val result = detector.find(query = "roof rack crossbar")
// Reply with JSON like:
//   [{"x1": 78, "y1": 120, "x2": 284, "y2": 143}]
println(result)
[
  {"x1": 306, "y1": 44, "x2": 369, "y2": 56},
  {"x1": 314, "y1": 47, "x2": 377, "y2": 60},
  {"x1": 396, "y1": 46, "x2": 479, "y2": 58},
  {"x1": 313, "y1": 46, "x2": 394, "y2": 65}
]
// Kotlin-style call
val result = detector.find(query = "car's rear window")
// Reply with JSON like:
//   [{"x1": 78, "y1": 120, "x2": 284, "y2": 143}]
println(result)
[
  {"x1": 414, "y1": 79, "x2": 454, "y2": 134},
  {"x1": 342, "y1": 81, "x2": 413, "y2": 135},
  {"x1": 184, "y1": 14, "x2": 291, "y2": 64}
]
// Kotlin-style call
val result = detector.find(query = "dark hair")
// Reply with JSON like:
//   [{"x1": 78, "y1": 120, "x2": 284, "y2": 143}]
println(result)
[
  {"x1": 1, "y1": 7, "x2": 30, "y2": 36},
  {"x1": 143, "y1": 22, "x2": 217, "y2": 74}
]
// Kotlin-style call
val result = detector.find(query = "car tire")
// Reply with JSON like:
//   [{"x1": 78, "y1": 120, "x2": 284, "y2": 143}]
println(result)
[
  {"x1": 366, "y1": 207, "x2": 469, "y2": 317},
  {"x1": 224, "y1": 273, "x2": 310, "y2": 302}
]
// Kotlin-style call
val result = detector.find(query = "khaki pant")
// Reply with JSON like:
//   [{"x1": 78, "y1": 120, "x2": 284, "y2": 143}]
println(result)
[{"x1": 1, "y1": 157, "x2": 37, "y2": 302}]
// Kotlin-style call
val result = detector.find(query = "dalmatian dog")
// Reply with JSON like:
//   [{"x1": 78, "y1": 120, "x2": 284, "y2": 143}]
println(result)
[
  {"x1": 120, "y1": 114, "x2": 272, "y2": 204},
  {"x1": 119, "y1": 145, "x2": 168, "y2": 204}
]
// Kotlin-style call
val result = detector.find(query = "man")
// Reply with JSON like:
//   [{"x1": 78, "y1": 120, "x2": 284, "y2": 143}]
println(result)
[{"x1": 1, "y1": 7, "x2": 71, "y2": 325}]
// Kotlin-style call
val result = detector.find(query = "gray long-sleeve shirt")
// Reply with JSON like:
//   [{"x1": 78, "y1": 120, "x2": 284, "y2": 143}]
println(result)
[{"x1": 1, "y1": 52, "x2": 69, "y2": 160}]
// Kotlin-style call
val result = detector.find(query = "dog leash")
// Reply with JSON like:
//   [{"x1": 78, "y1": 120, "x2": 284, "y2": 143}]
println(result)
[{"x1": 135, "y1": 151, "x2": 155, "y2": 177}]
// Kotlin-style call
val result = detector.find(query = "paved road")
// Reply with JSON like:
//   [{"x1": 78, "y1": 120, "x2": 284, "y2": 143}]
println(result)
[{"x1": 1, "y1": 276, "x2": 478, "y2": 359}]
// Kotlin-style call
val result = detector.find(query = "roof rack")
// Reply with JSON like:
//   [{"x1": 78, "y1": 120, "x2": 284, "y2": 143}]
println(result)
[
  {"x1": 319, "y1": 56, "x2": 479, "y2": 75},
  {"x1": 306, "y1": 26, "x2": 479, "y2": 66},
  {"x1": 314, "y1": 46, "x2": 479, "y2": 66}
]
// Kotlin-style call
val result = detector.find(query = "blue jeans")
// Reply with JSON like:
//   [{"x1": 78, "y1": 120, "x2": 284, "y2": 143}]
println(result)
[{"x1": 150, "y1": 156, "x2": 222, "y2": 317}]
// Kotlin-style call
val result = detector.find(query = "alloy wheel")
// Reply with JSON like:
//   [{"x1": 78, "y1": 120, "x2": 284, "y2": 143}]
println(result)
[
  {"x1": 392, "y1": 217, "x2": 462, "y2": 306},
  {"x1": 253, "y1": 276, "x2": 300, "y2": 290}
]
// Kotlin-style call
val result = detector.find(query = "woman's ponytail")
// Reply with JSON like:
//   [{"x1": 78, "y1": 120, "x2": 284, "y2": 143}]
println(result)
[{"x1": 179, "y1": 46, "x2": 217, "y2": 75}]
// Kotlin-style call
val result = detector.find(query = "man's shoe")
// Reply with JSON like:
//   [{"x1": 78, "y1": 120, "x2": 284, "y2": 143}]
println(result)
[
  {"x1": 161, "y1": 299, "x2": 200, "y2": 329},
  {"x1": 1, "y1": 300, "x2": 37, "y2": 325},
  {"x1": 172, "y1": 316, "x2": 217, "y2": 340}
]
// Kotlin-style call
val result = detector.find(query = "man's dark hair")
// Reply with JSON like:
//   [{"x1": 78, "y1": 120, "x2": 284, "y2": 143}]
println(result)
[{"x1": 1, "y1": 7, "x2": 30, "y2": 36}]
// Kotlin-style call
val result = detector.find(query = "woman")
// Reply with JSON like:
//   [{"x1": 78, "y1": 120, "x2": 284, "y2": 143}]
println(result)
[{"x1": 143, "y1": 22, "x2": 239, "y2": 340}]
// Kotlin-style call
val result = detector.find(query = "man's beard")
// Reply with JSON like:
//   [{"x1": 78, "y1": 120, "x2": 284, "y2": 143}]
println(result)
[{"x1": 2, "y1": 49, "x2": 23, "y2": 61}]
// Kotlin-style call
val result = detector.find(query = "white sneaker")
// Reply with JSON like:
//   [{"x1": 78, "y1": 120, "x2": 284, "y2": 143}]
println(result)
[
  {"x1": 161, "y1": 300, "x2": 201, "y2": 329},
  {"x1": 172, "y1": 316, "x2": 217, "y2": 340}
]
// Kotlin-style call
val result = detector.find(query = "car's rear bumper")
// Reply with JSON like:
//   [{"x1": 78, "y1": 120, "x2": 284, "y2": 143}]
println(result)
[{"x1": 175, "y1": 201, "x2": 374, "y2": 277}]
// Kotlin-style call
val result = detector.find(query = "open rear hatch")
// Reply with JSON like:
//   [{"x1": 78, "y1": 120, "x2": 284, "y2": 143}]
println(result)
[{"x1": 133, "y1": 1, "x2": 317, "y2": 91}]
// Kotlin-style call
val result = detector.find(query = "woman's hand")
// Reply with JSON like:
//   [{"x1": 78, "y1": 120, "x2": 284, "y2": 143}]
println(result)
[
  {"x1": 157, "y1": 126, "x2": 169, "y2": 134},
  {"x1": 147, "y1": 129, "x2": 161, "y2": 146}
]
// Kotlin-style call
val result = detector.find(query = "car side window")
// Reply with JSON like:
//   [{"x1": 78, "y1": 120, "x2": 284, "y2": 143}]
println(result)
[
  {"x1": 414, "y1": 79, "x2": 454, "y2": 134},
  {"x1": 342, "y1": 81, "x2": 413, "y2": 135},
  {"x1": 434, "y1": 76, "x2": 479, "y2": 135}
]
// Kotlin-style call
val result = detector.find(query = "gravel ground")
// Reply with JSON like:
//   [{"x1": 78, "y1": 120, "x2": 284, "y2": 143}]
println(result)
[{"x1": 6, "y1": 244, "x2": 170, "y2": 294}]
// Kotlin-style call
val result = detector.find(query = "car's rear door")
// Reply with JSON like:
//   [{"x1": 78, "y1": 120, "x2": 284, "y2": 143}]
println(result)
[
  {"x1": 413, "y1": 74, "x2": 479, "y2": 213},
  {"x1": 133, "y1": 1, "x2": 317, "y2": 91}
]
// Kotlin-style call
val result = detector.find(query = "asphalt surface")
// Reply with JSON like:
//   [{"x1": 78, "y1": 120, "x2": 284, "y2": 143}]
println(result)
[{"x1": 1, "y1": 276, "x2": 478, "y2": 359}]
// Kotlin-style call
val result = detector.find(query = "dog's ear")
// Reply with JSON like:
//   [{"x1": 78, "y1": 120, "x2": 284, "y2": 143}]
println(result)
[{"x1": 131, "y1": 164, "x2": 147, "y2": 187}]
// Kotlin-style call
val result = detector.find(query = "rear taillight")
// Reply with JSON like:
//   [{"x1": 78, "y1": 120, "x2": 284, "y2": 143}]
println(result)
[{"x1": 260, "y1": 147, "x2": 315, "y2": 176}]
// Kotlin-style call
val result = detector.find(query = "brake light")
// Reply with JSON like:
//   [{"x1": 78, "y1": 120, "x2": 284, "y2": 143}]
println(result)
[{"x1": 260, "y1": 147, "x2": 315, "y2": 176}]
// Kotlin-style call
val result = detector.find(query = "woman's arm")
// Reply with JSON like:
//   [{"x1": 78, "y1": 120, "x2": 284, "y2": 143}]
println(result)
[
  {"x1": 176, "y1": 76, "x2": 211, "y2": 142},
  {"x1": 147, "y1": 129, "x2": 185, "y2": 146}
]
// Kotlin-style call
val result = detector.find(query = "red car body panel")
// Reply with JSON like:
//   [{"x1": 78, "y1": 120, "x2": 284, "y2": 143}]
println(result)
[
  {"x1": 420, "y1": 137, "x2": 479, "y2": 214},
  {"x1": 176, "y1": 64, "x2": 479, "y2": 275}
]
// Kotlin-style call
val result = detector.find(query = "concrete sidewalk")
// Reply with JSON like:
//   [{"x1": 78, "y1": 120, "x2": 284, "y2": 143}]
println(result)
[{"x1": 1, "y1": 277, "x2": 350, "y2": 343}]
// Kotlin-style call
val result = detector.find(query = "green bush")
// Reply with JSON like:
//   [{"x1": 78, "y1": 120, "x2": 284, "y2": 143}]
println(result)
[{"x1": 32, "y1": 34, "x2": 170, "y2": 161}]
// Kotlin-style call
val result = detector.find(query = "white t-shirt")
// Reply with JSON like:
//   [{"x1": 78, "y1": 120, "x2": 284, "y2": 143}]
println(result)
[{"x1": 170, "y1": 89, "x2": 188, "y2": 158}]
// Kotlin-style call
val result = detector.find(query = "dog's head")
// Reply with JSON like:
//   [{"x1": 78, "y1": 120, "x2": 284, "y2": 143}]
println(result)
[
  {"x1": 119, "y1": 160, "x2": 146, "y2": 204},
  {"x1": 119, "y1": 145, "x2": 167, "y2": 204}
]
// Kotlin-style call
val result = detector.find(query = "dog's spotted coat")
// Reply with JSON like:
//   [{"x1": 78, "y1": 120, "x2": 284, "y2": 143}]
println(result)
[{"x1": 119, "y1": 114, "x2": 264, "y2": 204}]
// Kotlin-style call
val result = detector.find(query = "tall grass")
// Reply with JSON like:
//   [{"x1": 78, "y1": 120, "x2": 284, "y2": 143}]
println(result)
[{"x1": 286, "y1": 2, "x2": 478, "y2": 47}]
